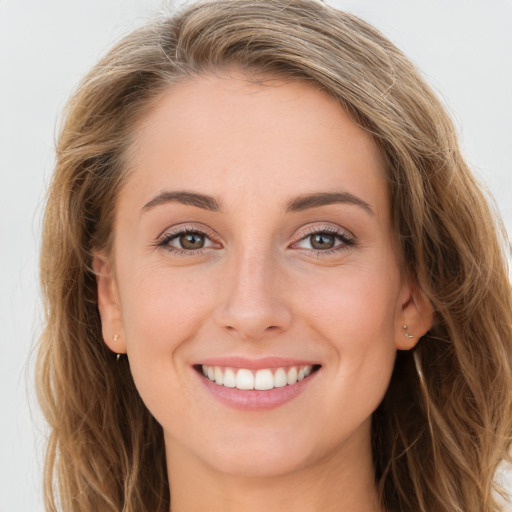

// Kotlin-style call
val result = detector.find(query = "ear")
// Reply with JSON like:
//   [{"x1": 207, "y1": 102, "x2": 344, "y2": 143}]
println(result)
[
  {"x1": 92, "y1": 251, "x2": 126, "y2": 355},
  {"x1": 395, "y1": 278, "x2": 434, "y2": 350}
]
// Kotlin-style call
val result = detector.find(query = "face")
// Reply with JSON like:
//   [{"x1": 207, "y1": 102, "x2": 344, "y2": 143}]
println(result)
[{"x1": 95, "y1": 72, "x2": 430, "y2": 479}]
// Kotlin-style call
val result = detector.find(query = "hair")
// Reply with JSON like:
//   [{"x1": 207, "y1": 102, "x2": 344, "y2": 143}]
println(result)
[{"x1": 36, "y1": 0, "x2": 512, "y2": 510}]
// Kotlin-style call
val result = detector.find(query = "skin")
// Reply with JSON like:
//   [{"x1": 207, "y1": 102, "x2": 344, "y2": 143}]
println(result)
[{"x1": 94, "y1": 72, "x2": 433, "y2": 512}]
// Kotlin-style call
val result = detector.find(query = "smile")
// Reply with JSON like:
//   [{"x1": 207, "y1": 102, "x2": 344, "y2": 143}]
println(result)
[
  {"x1": 200, "y1": 364, "x2": 318, "y2": 390},
  {"x1": 194, "y1": 358, "x2": 321, "y2": 410}
]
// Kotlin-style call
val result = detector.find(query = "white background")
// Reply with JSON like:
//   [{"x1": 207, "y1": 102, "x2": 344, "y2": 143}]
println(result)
[{"x1": 1, "y1": 1, "x2": 511, "y2": 510}]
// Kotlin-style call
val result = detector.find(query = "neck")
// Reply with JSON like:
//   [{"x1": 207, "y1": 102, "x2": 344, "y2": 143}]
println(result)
[{"x1": 165, "y1": 425, "x2": 383, "y2": 512}]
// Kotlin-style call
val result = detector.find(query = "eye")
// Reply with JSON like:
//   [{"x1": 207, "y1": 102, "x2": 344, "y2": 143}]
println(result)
[
  {"x1": 292, "y1": 227, "x2": 354, "y2": 255},
  {"x1": 309, "y1": 232, "x2": 337, "y2": 250},
  {"x1": 156, "y1": 227, "x2": 219, "y2": 254},
  {"x1": 175, "y1": 232, "x2": 207, "y2": 250}
]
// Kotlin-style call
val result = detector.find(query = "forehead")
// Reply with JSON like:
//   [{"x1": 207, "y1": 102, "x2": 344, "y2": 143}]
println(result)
[{"x1": 123, "y1": 72, "x2": 388, "y2": 216}]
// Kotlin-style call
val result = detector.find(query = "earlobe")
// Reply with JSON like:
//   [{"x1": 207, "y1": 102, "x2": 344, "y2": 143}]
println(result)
[
  {"x1": 92, "y1": 251, "x2": 127, "y2": 354},
  {"x1": 395, "y1": 282, "x2": 434, "y2": 350}
]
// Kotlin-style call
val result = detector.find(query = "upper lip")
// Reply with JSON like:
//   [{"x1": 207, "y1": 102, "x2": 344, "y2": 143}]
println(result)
[{"x1": 195, "y1": 356, "x2": 320, "y2": 370}]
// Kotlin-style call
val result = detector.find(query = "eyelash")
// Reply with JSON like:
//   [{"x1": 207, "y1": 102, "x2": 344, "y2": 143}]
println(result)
[
  {"x1": 155, "y1": 226, "x2": 218, "y2": 257},
  {"x1": 155, "y1": 225, "x2": 355, "y2": 257},
  {"x1": 292, "y1": 226, "x2": 355, "y2": 257}
]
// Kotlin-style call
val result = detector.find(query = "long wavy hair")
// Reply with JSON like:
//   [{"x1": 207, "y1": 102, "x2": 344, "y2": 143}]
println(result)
[{"x1": 36, "y1": 0, "x2": 512, "y2": 510}]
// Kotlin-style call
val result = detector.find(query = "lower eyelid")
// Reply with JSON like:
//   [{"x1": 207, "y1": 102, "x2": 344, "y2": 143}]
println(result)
[{"x1": 292, "y1": 238, "x2": 351, "y2": 251}]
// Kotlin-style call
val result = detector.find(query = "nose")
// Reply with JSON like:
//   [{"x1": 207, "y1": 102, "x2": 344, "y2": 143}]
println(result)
[{"x1": 214, "y1": 248, "x2": 293, "y2": 342}]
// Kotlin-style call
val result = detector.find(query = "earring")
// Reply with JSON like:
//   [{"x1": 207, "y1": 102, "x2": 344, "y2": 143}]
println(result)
[
  {"x1": 113, "y1": 334, "x2": 121, "y2": 362},
  {"x1": 402, "y1": 324, "x2": 414, "y2": 339}
]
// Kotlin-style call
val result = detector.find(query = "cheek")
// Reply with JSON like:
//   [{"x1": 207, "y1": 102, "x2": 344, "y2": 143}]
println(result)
[
  {"x1": 116, "y1": 270, "x2": 218, "y2": 437},
  {"x1": 120, "y1": 265, "x2": 215, "y2": 350},
  {"x1": 298, "y1": 263, "x2": 399, "y2": 342},
  {"x1": 296, "y1": 264, "x2": 399, "y2": 405},
  {"x1": 116, "y1": 265, "x2": 216, "y2": 401}
]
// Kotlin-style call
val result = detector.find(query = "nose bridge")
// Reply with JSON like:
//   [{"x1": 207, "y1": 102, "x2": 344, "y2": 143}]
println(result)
[{"x1": 215, "y1": 240, "x2": 292, "y2": 341}]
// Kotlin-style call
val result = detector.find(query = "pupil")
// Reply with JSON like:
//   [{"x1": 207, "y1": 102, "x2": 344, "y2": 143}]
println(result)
[
  {"x1": 180, "y1": 233, "x2": 204, "y2": 250},
  {"x1": 311, "y1": 233, "x2": 334, "y2": 250}
]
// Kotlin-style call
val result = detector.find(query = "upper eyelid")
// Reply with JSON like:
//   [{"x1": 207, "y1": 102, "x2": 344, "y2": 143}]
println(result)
[
  {"x1": 290, "y1": 227, "x2": 353, "y2": 249},
  {"x1": 157, "y1": 223, "x2": 218, "y2": 243},
  {"x1": 158, "y1": 223, "x2": 351, "y2": 241},
  {"x1": 294, "y1": 224, "x2": 354, "y2": 241},
  {"x1": 299, "y1": 225, "x2": 348, "y2": 235}
]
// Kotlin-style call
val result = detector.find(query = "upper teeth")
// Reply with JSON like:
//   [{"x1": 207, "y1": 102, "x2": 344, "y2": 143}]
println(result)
[{"x1": 201, "y1": 365, "x2": 313, "y2": 390}]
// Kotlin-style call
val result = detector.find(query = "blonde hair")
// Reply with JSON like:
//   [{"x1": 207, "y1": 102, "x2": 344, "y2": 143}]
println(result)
[{"x1": 37, "y1": 0, "x2": 512, "y2": 510}]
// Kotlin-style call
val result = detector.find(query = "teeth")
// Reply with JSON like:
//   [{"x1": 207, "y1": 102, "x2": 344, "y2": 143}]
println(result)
[
  {"x1": 223, "y1": 368, "x2": 236, "y2": 388},
  {"x1": 201, "y1": 364, "x2": 316, "y2": 390},
  {"x1": 274, "y1": 368, "x2": 287, "y2": 388},
  {"x1": 214, "y1": 366, "x2": 223, "y2": 385},
  {"x1": 287, "y1": 367, "x2": 298, "y2": 385},
  {"x1": 254, "y1": 369, "x2": 274, "y2": 390},
  {"x1": 236, "y1": 369, "x2": 254, "y2": 390}
]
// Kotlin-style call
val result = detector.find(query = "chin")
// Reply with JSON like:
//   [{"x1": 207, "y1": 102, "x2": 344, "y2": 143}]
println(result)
[
  {"x1": 192, "y1": 426, "x2": 329, "y2": 478},
  {"x1": 207, "y1": 447, "x2": 312, "y2": 478}
]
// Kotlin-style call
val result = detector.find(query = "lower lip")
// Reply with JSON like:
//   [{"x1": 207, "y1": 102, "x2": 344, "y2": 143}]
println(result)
[{"x1": 196, "y1": 369, "x2": 319, "y2": 411}]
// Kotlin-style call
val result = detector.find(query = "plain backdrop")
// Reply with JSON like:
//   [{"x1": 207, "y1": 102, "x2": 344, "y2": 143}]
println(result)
[{"x1": 1, "y1": 1, "x2": 511, "y2": 510}]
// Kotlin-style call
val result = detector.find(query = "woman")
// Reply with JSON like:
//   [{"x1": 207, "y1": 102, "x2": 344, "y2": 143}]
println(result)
[{"x1": 36, "y1": 0, "x2": 512, "y2": 510}]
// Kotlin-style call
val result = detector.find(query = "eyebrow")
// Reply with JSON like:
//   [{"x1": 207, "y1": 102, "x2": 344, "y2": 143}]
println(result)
[
  {"x1": 142, "y1": 190, "x2": 374, "y2": 216},
  {"x1": 142, "y1": 191, "x2": 222, "y2": 212},
  {"x1": 285, "y1": 191, "x2": 374, "y2": 216}
]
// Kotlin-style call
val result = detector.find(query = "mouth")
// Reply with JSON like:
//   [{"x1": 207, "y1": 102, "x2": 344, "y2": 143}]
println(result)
[{"x1": 194, "y1": 363, "x2": 321, "y2": 391}]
